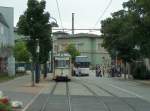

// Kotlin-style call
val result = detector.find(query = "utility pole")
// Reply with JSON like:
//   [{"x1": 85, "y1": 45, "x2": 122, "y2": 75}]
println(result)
[
  {"x1": 30, "y1": 56, "x2": 35, "y2": 86},
  {"x1": 35, "y1": 38, "x2": 40, "y2": 83},
  {"x1": 72, "y1": 13, "x2": 75, "y2": 36}
]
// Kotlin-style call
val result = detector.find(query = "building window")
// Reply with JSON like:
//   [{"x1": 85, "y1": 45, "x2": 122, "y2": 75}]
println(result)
[
  {"x1": 97, "y1": 43, "x2": 102, "y2": 50},
  {"x1": 77, "y1": 43, "x2": 84, "y2": 51},
  {"x1": 54, "y1": 45, "x2": 58, "y2": 52}
]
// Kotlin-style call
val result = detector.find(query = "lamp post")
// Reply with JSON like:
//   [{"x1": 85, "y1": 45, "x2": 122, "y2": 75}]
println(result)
[
  {"x1": 29, "y1": 55, "x2": 35, "y2": 86},
  {"x1": 115, "y1": 51, "x2": 118, "y2": 68},
  {"x1": 49, "y1": 17, "x2": 59, "y2": 73},
  {"x1": 35, "y1": 38, "x2": 40, "y2": 83}
]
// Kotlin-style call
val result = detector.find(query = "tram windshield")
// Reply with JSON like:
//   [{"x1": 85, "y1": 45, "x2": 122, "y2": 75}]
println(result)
[
  {"x1": 55, "y1": 60, "x2": 70, "y2": 68},
  {"x1": 75, "y1": 56, "x2": 90, "y2": 68},
  {"x1": 76, "y1": 62, "x2": 90, "y2": 68}
]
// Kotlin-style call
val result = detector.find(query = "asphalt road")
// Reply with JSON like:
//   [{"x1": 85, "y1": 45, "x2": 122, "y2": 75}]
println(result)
[{"x1": 25, "y1": 75, "x2": 150, "y2": 111}]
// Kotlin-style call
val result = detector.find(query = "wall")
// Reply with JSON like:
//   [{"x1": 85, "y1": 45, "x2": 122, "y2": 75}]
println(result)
[
  {"x1": 0, "y1": 6, "x2": 15, "y2": 76},
  {"x1": 0, "y1": 7, "x2": 14, "y2": 47}
]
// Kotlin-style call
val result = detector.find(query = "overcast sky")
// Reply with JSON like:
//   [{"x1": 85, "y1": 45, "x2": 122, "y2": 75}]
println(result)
[{"x1": 0, "y1": 0, "x2": 128, "y2": 34}]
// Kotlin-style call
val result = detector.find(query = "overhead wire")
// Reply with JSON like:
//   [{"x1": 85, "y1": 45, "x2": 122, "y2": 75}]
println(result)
[
  {"x1": 54, "y1": 0, "x2": 112, "y2": 33},
  {"x1": 55, "y1": 0, "x2": 64, "y2": 30},
  {"x1": 93, "y1": 0, "x2": 112, "y2": 27}
]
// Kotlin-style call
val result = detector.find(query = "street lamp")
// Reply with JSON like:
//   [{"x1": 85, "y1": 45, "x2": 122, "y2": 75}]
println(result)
[
  {"x1": 36, "y1": 39, "x2": 40, "y2": 53},
  {"x1": 49, "y1": 17, "x2": 59, "y2": 73},
  {"x1": 18, "y1": 36, "x2": 36, "y2": 86},
  {"x1": 115, "y1": 51, "x2": 119, "y2": 68},
  {"x1": 35, "y1": 38, "x2": 40, "y2": 83},
  {"x1": 50, "y1": 16, "x2": 58, "y2": 27},
  {"x1": 29, "y1": 54, "x2": 35, "y2": 86}
]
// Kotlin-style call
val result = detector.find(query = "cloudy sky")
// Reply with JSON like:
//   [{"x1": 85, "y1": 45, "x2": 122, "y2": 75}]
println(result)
[{"x1": 0, "y1": 0, "x2": 128, "y2": 34}]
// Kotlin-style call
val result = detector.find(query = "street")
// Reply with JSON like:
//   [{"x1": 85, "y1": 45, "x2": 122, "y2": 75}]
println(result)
[
  {"x1": 1, "y1": 0, "x2": 150, "y2": 111},
  {"x1": 24, "y1": 73, "x2": 150, "y2": 111}
]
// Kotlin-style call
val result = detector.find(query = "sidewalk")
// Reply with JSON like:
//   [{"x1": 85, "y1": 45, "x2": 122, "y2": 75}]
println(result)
[
  {"x1": 0, "y1": 74, "x2": 53, "y2": 110},
  {"x1": 113, "y1": 74, "x2": 150, "y2": 85}
]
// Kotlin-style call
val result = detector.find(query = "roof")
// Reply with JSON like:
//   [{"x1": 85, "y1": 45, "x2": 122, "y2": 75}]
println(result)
[
  {"x1": 74, "y1": 33, "x2": 100, "y2": 37},
  {"x1": 0, "y1": 13, "x2": 9, "y2": 28},
  {"x1": 53, "y1": 31, "x2": 69, "y2": 36},
  {"x1": 56, "y1": 33, "x2": 101, "y2": 39}
]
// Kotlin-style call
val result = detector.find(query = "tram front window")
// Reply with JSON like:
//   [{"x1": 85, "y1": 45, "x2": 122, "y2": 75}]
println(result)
[{"x1": 55, "y1": 60, "x2": 70, "y2": 68}]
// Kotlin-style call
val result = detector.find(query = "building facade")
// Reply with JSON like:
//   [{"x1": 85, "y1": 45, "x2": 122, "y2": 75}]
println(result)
[
  {"x1": 53, "y1": 32, "x2": 111, "y2": 67},
  {"x1": 0, "y1": 6, "x2": 15, "y2": 76}
]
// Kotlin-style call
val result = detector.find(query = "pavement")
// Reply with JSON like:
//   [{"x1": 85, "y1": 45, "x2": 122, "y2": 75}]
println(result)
[
  {"x1": 0, "y1": 74, "x2": 53, "y2": 111},
  {"x1": 112, "y1": 73, "x2": 150, "y2": 85},
  {"x1": 0, "y1": 71, "x2": 150, "y2": 111},
  {"x1": 26, "y1": 76, "x2": 150, "y2": 111},
  {"x1": 90, "y1": 70, "x2": 150, "y2": 85}
]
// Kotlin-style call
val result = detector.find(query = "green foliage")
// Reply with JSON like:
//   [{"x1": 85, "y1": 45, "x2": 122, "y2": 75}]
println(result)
[
  {"x1": 101, "y1": 0, "x2": 150, "y2": 63},
  {"x1": 131, "y1": 62, "x2": 150, "y2": 80},
  {"x1": 17, "y1": 0, "x2": 52, "y2": 63},
  {"x1": 14, "y1": 41, "x2": 30, "y2": 62},
  {"x1": 65, "y1": 44, "x2": 80, "y2": 62},
  {"x1": 0, "y1": 103, "x2": 12, "y2": 111}
]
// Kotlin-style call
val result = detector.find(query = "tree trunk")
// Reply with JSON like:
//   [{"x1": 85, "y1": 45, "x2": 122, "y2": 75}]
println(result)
[
  {"x1": 43, "y1": 63, "x2": 47, "y2": 78},
  {"x1": 124, "y1": 62, "x2": 127, "y2": 79},
  {"x1": 35, "y1": 63, "x2": 40, "y2": 83}
]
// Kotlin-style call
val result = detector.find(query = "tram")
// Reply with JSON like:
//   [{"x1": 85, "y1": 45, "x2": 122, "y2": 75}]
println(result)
[{"x1": 53, "y1": 53, "x2": 72, "y2": 81}]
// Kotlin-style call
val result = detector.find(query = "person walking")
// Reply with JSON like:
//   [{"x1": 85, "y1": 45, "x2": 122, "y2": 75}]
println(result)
[
  {"x1": 96, "y1": 65, "x2": 98, "y2": 77},
  {"x1": 76, "y1": 66, "x2": 80, "y2": 76},
  {"x1": 96, "y1": 65, "x2": 100, "y2": 77},
  {"x1": 98, "y1": 65, "x2": 102, "y2": 77},
  {"x1": 102, "y1": 66, "x2": 105, "y2": 77}
]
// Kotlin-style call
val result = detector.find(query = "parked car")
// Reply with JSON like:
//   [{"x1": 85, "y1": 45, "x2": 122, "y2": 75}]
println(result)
[{"x1": 16, "y1": 67, "x2": 26, "y2": 73}]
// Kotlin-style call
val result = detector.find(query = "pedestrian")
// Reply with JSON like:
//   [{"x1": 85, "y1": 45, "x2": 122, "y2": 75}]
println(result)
[
  {"x1": 111, "y1": 66, "x2": 116, "y2": 77},
  {"x1": 75, "y1": 65, "x2": 81, "y2": 76},
  {"x1": 102, "y1": 66, "x2": 105, "y2": 77},
  {"x1": 116, "y1": 65, "x2": 121, "y2": 77},
  {"x1": 98, "y1": 65, "x2": 102, "y2": 77},
  {"x1": 107, "y1": 67, "x2": 111, "y2": 77},
  {"x1": 95, "y1": 64, "x2": 99, "y2": 77}
]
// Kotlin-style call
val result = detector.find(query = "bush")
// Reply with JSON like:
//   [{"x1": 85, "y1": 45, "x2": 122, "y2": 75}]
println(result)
[
  {"x1": 131, "y1": 63, "x2": 150, "y2": 80},
  {"x1": 0, "y1": 103, "x2": 12, "y2": 111}
]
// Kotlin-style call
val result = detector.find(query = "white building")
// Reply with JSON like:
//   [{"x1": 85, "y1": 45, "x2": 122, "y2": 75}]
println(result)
[{"x1": 0, "y1": 6, "x2": 15, "y2": 76}]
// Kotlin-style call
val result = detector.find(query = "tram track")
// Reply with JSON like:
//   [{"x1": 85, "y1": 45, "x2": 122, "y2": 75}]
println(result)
[
  {"x1": 40, "y1": 82, "x2": 58, "y2": 111},
  {"x1": 77, "y1": 79, "x2": 111, "y2": 111},
  {"x1": 78, "y1": 78, "x2": 137, "y2": 111},
  {"x1": 39, "y1": 81, "x2": 72, "y2": 111},
  {"x1": 66, "y1": 82, "x2": 72, "y2": 111}
]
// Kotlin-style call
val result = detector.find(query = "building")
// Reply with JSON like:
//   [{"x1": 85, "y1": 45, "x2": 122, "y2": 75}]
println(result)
[
  {"x1": 53, "y1": 32, "x2": 111, "y2": 67},
  {"x1": 0, "y1": 6, "x2": 15, "y2": 76}
]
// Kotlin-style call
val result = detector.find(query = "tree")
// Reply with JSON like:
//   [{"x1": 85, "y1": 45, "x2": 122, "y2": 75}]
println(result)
[
  {"x1": 17, "y1": 0, "x2": 52, "y2": 63},
  {"x1": 101, "y1": 0, "x2": 150, "y2": 79},
  {"x1": 14, "y1": 41, "x2": 30, "y2": 62},
  {"x1": 123, "y1": 0, "x2": 150, "y2": 58},
  {"x1": 101, "y1": 1, "x2": 142, "y2": 63},
  {"x1": 17, "y1": 0, "x2": 52, "y2": 82},
  {"x1": 65, "y1": 44, "x2": 80, "y2": 63}
]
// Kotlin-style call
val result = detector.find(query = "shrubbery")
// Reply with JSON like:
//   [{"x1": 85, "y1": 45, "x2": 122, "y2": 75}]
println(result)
[
  {"x1": 0, "y1": 103, "x2": 12, "y2": 111},
  {"x1": 131, "y1": 63, "x2": 150, "y2": 80}
]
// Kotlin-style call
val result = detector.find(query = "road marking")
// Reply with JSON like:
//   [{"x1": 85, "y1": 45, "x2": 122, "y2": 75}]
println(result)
[
  {"x1": 109, "y1": 84, "x2": 143, "y2": 98},
  {"x1": 22, "y1": 87, "x2": 45, "y2": 111}
]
